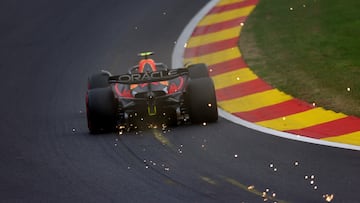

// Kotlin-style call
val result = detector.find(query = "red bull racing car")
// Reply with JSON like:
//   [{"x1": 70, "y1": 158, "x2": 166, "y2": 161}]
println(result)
[{"x1": 86, "y1": 52, "x2": 218, "y2": 133}]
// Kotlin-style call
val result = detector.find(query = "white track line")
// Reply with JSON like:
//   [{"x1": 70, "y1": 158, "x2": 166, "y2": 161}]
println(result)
[{"x1": 172, "y1": 0, "x2": 360, "y2": 151}]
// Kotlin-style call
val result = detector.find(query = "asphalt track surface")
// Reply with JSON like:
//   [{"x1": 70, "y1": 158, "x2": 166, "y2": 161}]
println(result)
[{"x1": 0, "y1": 0, "x2": 360, "y2": 202}]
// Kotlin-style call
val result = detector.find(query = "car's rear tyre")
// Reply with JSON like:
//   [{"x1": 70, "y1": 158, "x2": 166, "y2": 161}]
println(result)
[
  {"x1": 186, "y1": 78, "x2": 218, "y2": 124},
  {"x1": 86, "y1": 87, "x2": 117, "y2": 134},
  {"x1": 88, "y1": 72, "x2": 110, "y2": 89},
  {"x1": 188, "y1": 63, "x2": 209, "y2": 79}
]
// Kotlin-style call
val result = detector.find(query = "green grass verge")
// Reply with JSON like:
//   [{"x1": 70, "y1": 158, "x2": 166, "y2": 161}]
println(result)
[{"x1": 239, "y1": 0, "x2": 360, "y2": 116}]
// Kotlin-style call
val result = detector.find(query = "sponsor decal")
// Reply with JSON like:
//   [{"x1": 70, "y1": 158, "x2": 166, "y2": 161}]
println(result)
[{"x1": 110, "y1": 69, "x2": 186, "y2": 84}]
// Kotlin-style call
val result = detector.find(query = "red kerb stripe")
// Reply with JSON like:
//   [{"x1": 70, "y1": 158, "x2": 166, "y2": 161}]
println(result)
[
  {"x1": 192, "y1": 17, "x2": 246, "y2": 37},
  {"x1": 216, "y1": 78, "x2": 272, "y2": 101},
  {"x1": 234, "y1": 99, "x2": 314, "y2": 122},
  {"x1": 209, "y1": 57, "x2": 247, "y2": 76},
  {"x1": 184, "y1": 37, "x2": 239, "y2": 58},
  {"x1": 286, "y1": 116, "x2": 360, "y2": 139},
  {"x1": 208, "y1": 0, "x2": 259, "y2": 15}
]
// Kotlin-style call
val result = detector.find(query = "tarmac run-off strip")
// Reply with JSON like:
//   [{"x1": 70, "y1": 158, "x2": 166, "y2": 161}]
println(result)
[{"x1": 174, "y1": 0, "x2": 360, "y2": 150}]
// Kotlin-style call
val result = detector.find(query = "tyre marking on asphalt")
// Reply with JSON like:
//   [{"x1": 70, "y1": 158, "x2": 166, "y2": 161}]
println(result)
[{"x1": 200, "y1": 176, "x2": 217, "y2": 185}]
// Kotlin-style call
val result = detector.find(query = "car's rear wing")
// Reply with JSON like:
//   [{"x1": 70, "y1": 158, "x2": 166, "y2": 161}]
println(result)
[{"x1": 108, "y1": 68, "x2": 188, "y2": 84}]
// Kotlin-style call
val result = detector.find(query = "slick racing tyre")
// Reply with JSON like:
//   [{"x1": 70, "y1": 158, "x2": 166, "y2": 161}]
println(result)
[
  {"x1": 88, "y1": 71, "x2": 111, "y2": 89},
  {"x1": 188, "y1": 63, "x2": 209, "y2": 79},
  {"x1": 186, "y1": 77, "x2": 218, "y2": 124},
  {"x1": 86, "y1": 87, "x2": 117, "y2": 134}
]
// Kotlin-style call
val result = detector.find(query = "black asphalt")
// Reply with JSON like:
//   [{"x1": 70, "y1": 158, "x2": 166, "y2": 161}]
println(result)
[{"x1": 1, "y1": 0, "x2": 359, "y2": 202}]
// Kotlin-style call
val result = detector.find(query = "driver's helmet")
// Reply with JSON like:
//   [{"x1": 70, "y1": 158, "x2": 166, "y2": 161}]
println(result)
[
  {"x1": 138, "y1": 58, "x2": 157, "y2": 73},
  {"x1": 129, "y1": 52, "x2": 169, "y2": 94}
]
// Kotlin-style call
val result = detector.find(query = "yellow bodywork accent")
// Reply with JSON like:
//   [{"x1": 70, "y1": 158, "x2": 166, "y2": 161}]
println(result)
[
  {"x1": 186, "y1": 26, "x2": 241, "y2": 48},
  {"x1": 198, "y1": 5, "x2": 256, "y2": 26},
  {"x1": 256, "y1": 108, "x2": 347, "y2": 131},
  {"x1": 322, "y1": 131, "x2": 360, "y2": 146},
  {"x1": 147, "y1": 105, "x2": 157, "y2": 116},
  {"x1": 218, "y1": 89, "x2": 293, "y2": 112},
  {"x1": 212, "y1": 68, "x2": 258, "y2": 89},
  {"x1": 184, "y1": 47, "x2": 240, "y2": 66}
]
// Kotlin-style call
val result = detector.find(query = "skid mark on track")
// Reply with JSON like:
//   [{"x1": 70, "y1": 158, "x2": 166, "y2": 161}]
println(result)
[{"x1": 200, "y1": 176, "x2": 217, "y2": 185}]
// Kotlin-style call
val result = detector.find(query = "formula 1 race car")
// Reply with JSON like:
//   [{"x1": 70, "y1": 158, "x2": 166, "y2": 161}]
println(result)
[{"x1": 86, "y1": 52, "x2": 218, "y2": 133}]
